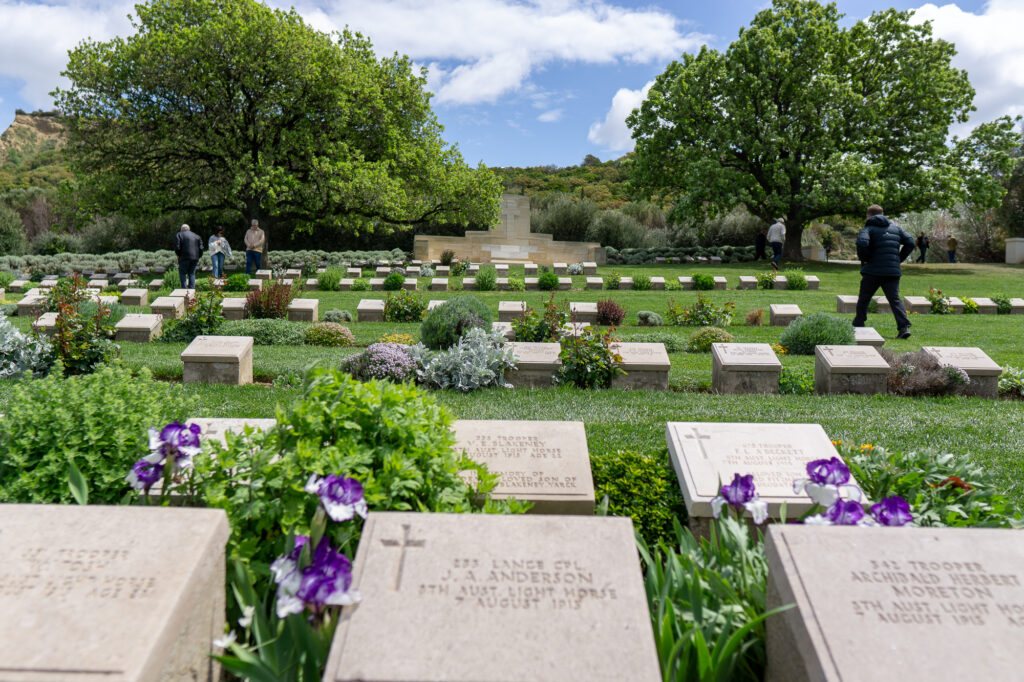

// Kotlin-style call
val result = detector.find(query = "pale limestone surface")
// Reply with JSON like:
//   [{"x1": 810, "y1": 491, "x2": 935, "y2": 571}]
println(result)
[
  {"x1": 569, "y1": 302, "x2": 598, "y2": 324},
  {"x1": 969, "y1": 297, "x2": 998, "y2": 314},
  {"x1": 557, "y1": 277, "x2": 572, "y2": 290},
  {"x1": 221, "y1": 298, "x2": 247, "y2": 321},
  {"x1": 148, "y1": 279, "x2": 164, "y2": 291},
  {"x1": 1011, "y1": 297, "x2": 1024, "y2": 314},
  {"x1": 498, "y1": 301, "x2": 527, "y2": 322},
  {"x1": 922, "y1": 346, "x2": 1001, "y2": 398},
  {"x1": 772, "y1": 276, "x2": 789, "y2": 290},
  {"x1": 496, "y1": 278, "x2": 510, "y2": 291},
  {"x1": 375, "y1": 267, "x2": 390, "y2": 276},
  {"x1": 678, "y1": 276, "x2": 694, "y2": 290},
  {"x1": 714, "y1": 276, "x2": 728, "y2": 290},
  {"x1": 492, "y1": 321, "x2": 515, "y2": 340},
  {"x1": 805, "y1": 275, "x2": 820, "y2": 290},
  {"x1": 430, "y1": 278, "x2": 448, "y2": 291},
  {"x1": 650, "y1": 276, "x2": 666, "y2": 290},
  {"x1": 287, "y1": 298, "x2": 319, "y2": 322},
  {"x1": 117, "y1": 279, "x2": 139, "y2": 291},
  {"x1": 453, "y1": 420, "x2": 595, "y2": 514},
  {"x1": 770, "y1": 304, "x2": 802, "y2": 326},
  {"x1": 711, "y1": 343, "x2": 781, "y2": 394},
  {"x1": 619, "y1": 276, "x2": 634, "y2": 290},
  {"x1": 436, "y1": 266, "x2": 451, "y2": 277},
  {"x1": 666, "y1": 421, "x2": 847, "y2": 522},
  {"x1": 120, "y1": 288, "x2": 148, "y2": 306},
  {"x1": 402, "y1": 278, "x2": 417, "y2": 291},
  {"x1": 181, "y1": 335, "x2": 253, "y2": 385},
  {"x1": 149, "y1": 297, "x2": 184, "y2": 320},
  {"x1": 10, "y1": 279, "x2": 28, "y2": 292},
  {"x1": 872, "y1": 295, "x2": 892, "y2": 314},
  {"x1": 524, "y1": 277, "x2": 538, "y2": 290},
  {"x1": 255, "y1": 269, "x2": 272, "y2": 280},
  {"x1": 739, "y1": 276, "x2": 757, "y2": 289},
  {"x1": 0, "y1": 505, "x2": 229, "y2": 682},
  {"x1": 88, "y1": 279, "x2": 109, "y2": 289},
  {"x1": 32, "y1": 311, "x2": 57, "y2": 335},
  {"x1": 286, "y1": 269, "x2": 303, "y2": 277},
  {"x1": 553, "y1": 262, "x2": 567, "y2": 274},
  {"x1": 765, "y1": 525, "x2": 1024, "y2": 682},
  {"x1": 306, "y1": 278, "x2": 319, "y2": 290},
  {"x1": 495, "y1": 264, "x2": 509, "y2": 275},
  {"x1": 169, "y1": 288, "x2": 195, "y2": 298},
  {"x1": 523, "y1": 263, "x2": 537, "y2": 276},
  {"x1": 507, "y1": 342, "x2": 561, "y2": 387},
  {"x1": 586, "y1": 277, "x2": 602, "y2": 290},
  {"x1": 247, "y1": 279, "x2": 262, "y2": 291},
  {"x1": 583, "y1": 262, "x2": 597, "y2": 275},
  {"x1": 853, "y1": 326, "x2": 884, "y2": 347},
  {"x1": 560, "y1": 322, "x2": 590, "y2": 338},
  {"x1": 115, "y1": 314, "x2": 164, "y2": 342},
  {"x1": 186, "y1": 417, "x2": 277, "y2": 445},
  {"x1": 814, "y1": 345, "x2": 889, "y2": 395},
  {"x1": 357, "y1": 299, "x2": 385, "y2": 322},
  {"x1": 836, "y1": 295, "x2": 858, "y2": 314},
  {"x1": 427, "y1": 300, "x2": 445, "y2": 310},
  {"x1": 610, "y1": 343, "x2": 670, "y2": 390},
  {"x1": 369, "y1": 278, "x2": 384, "y2": 291},
  {"x1": 462, "y1": 278, "x2": 476, "y2": 290},
  {"x1": 322, "y1": 513, "x2": 660, "y2": 682},
  {"x1": 347, "y1": 268, "x2": 361, "y2": 277},
  {"x1": 903, "y1": 296, "x2": 930, "y2": 314}
]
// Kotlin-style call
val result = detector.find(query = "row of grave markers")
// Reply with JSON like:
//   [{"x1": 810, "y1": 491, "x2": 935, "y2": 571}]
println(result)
[
  {"x1": 837, "y1": 295, "x2": 1024, "y2": 315},
  {"x1": 6, "y1": 417, "x2": 1019, "y2": 681}
]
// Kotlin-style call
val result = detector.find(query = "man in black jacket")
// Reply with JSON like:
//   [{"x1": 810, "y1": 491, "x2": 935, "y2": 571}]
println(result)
[
  {"x1": 173, "y1": 224, "x2": 204, "y2": 288},
  {"x1": 853, "y1": 205, "x2": 915, "y2": 339}
]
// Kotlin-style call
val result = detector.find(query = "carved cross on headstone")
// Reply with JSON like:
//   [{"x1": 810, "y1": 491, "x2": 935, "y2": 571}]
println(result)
[
  {"x1": 379, "y1": 524, "x2": 426, "y2": 591},
  {"x1": 683, "y1": 426, "x2": 713, "y2": 460}
]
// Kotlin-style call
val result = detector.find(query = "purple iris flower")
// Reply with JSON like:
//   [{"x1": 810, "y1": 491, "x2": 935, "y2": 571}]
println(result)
[
  {"x1": 272, "y1": 537, "x2": 360, "y2": 617},
  {"x1": 710, "y1": 473, "x2": 768, "y2": 524},
  {"x1": 125, "y1": 459, "x2": 164, "y2": 491},
  {"x1": 794, "y1": 457, "x2": 861, "y2": 507},
  {"x1": 806, "y1": 457, "x2": 850, "y2": 485},
  {"x1": 304, "y1": 474, "x2": 368, "y2": 522},
  {"x1": 825, "y1": 499, "x2": 867, "y2": 525},
  {"x1": 871, "y1": 496, "x2": 914, "y2": 527},
  {"x1": 148, "y1": 421, "x2": 202, "y2": 470}
]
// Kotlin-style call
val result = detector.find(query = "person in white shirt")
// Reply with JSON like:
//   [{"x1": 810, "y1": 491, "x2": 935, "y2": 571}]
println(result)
[{"x1": 766, "y1": 218, "x2": 786, "y2": 271}]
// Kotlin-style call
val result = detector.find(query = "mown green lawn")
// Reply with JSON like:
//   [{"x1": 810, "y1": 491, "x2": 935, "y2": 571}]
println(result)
[{"x1": 3, "y1": 261, "x2": 1023, "y2": 498}]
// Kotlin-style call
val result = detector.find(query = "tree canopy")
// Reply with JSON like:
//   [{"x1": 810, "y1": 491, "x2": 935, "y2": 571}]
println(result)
[
  {"x1": 53, "y1": 0, "x2": 500, "y2": 235},
  {"x1": 627, "y1": 0, "x2": 1021, "y2": 258}
]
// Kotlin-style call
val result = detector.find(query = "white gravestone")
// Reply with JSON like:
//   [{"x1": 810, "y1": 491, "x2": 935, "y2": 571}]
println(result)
[{"x1": 711, "y1": 343, "x2": 782, "y2": 394}]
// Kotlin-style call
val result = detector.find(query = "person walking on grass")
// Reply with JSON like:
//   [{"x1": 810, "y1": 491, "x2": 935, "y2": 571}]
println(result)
[
  {"x1": 766, "y1": 217, "x2": 785, "y2": 271},
  {"x1": 947, "y1": 236, "x2": 958, "y2": 263},
  {"x1": 209, "y1": 227, "x2": 232, "y2": 278},
  {"x1": 916, "y1": 231, "x2": 929, "y2": 263},
  {"x1": 173, "y1": 223, "x2": 204, "y2": 289},
  {"x1": 245, "y1": 219, "x2": 266, "y2": 274},
  {"x1": 853, "y1": 205, "x2": 914, "y2": 339}
]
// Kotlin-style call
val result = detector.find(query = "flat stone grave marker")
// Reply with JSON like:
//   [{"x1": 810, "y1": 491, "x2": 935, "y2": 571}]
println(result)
[
  {"x1": 523, "y1": 263, "x2": 537, "y2": 276},
  {"x1": 496, "y1": 277, "x2": 510, "y2": 291},
  {"x1": 872, "y1": 295, "x2": 892, "y2": 314},
  {"x1": 88, "y1": 279, "x2": 108, "y2": 289},
  {"x1": 494, "y1": 264, "x2": 509, "y2": 275},
  {"x1": 586, "y1": 277, "x2": 602, "y2": 290},
  {"x1": 427, "y1": 299, "x2": 445, "y2": 310},
  {"x1": 255, "y1": 269, "x2": 272, "y2": 280},
  {"x1": 375, "y1": 266, "x2": 390, "y2": 276},
  {"x1": 402, "y1": 278, "x2": 417, "y2": 291},
  {"x1": 117, "y1": 279, "x2": 138, "y2": 291},
  {"x1": 221, "y1": 298, "x2": 247, "y2": 320},
  {"x1": 305, "y1": 278, "x2": 319, "y2": 290},
  {"x1": 666, "y1": 421, "x2": 849, "y2": 536},
  {"x1": 557, "y1": 277, "x2": 572, "y2": 290},
  {"x1": 0, "y1": 504, "x2": 229, "y2": 682},
  {"x1": 552, "y1": 262, "x2": 567, "y2": 274},
  {"x1": 10, "y1": 279, "x2": 28, "y2": 292},
  {"x1": 430, "y1": 278, "x2": 448, "y2": 291},
  {"x1": 347, "y1": 267, "x2": 361, "y2": 277},
  {"x1": 739, "y1": 276, "x2": 757, "y2": 289},
  {"x1": 453, "y1": 420, "x2": 595, "y2": 514},
  {"x1": 560, "y1": 322, "x2": 590, "y2": 337},
  {"x1": 583, "y1": 261, "x2": 597, "y2": 275},
  {"x1": 507, "y1": 342, "x2": 561, "y2": 387},
  {"x1": 462, "y1": 277, "x2": 476, "y2": 290},
  {"x1": 1011, "y1": 297, "x2": 1024, "y2": 314},
  {"x1": 247, "y1": 279, "x2": 262, "y2": 291},
  {"x1": 853, "y1": 326, "x2": 884, "y2": 347},
  {"x1": 186, "y1": 417, "x2": 277, "y2": 446},
  {"x1": 16, "y1": 293, "x2": 47, "y2": 319},
  {"x1": 524, "y1": 277, "x2": 539, "y2": 290},
  {"x1": 765, "y1": 525, "x2": 1024, "y2": 682},
  {"x1": 922, "y1": 346, "x2": 1002, "y2": 398},
  {"x1": 357, "y1": 299, "x2": 385, "y2": 322},
  {"x1": 770, "y1": 303, "x2": 802, "y2": 326},
  {"x1": 569, "y1": 302, "x2": 597, "y2": 324},
  {"x1": 650, "y1": 276, "x2": 665, "y2": 290},
  {"x1": 322, "y1": 512, "x2": 660, "y2": 682},
  {"x1": 150, "y1": 296, "x2": 185, "y2": 320},
  {"x1": 32, "y1": 311, "x2": 58, "y2": 335},
  {"x1": 498, "y1": 300, "x2": 527, "y2": 322},
  {"x1": 609, "y1": 342, "x2": 670, "y2": 390},
  {"x1": 148, "y1": 278, "x2": 164, "y2": 291},
  {"x1": 436, "y1": 265, "x2": 450, "y2": 276},
  {"x1": 369, "y1": 278, "x2": 385, "y2": 291},
  {"x1": 805, "y1": 275, "x2": 820, "y2": 290},
  {"x1": 772, "y1": 275, "x2": 789, "y2": 290},
  {"x1": 120, "y1": 288, "x2": 148, "y2": 306},
  {"x1": 714, "y1": 276, "x2": 728, "y2": 290},
  {"x1": 286, "y1": 268, "x2": 303, "y2": 277},
  {"x1": 492, "y1": 321, "x2": 514, "y2": 340},
  {"x1": 181, "y1": 335, "x2": 254, "y2": 385},
  {"x1": 96, "y1": 295, "x2": 119, "y2": 307},
  {"x1": 837, "y1": 295, "x2": 858, "y2": 314},
  {"x1": 678, "y1": 276, "x2": 694, "y2": 290},
  {"x1": 948, "y1": 296, "x2": 965, "y2": 313},
  {"x1": 903, "y1": 295, "x2": 930, "y2": 314},
  {"x1": 467, "y1": 264, "x2": 479, "y2": 274},
  {"x1": 711, "y1": 343, "x2": 782, "y2": 394},
  {"x1": 287, "y1": 298, "x2": 318, "y2": 322},
  {"x1": 814, "y1": 345, "x2": 890, "y2": 395},
  {"x1": 619, "y1": 276, "x2": 633, "y2": 289},
  {"x1": 339, "y1": 278, "x2": 354, "y2": 291},
  {"x1": 969, "y1": 297, "x2": 998, "y2": 314},
  {"x1": 115, "y1": 313, "x2": 164, "y2": 342},
  {"x1": 169, "y1": 288, "x2": 195, "y2": 298},
  {"x1": 38, "y1": 280, "x2": 56, "y2": 289}
]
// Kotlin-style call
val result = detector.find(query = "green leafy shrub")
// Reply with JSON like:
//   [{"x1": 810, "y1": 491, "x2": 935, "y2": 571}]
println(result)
[
  {"x1": 0, "y1": 310, "x2": 54, "y2": 378},
  {"x1": 779, "y1": 366, "x2": 814, "y2": 394},
  {"x1": 632, "y1": 273, "x2": 652, "y2": 291},
  {"x1": 508, "y1": 276, "x2": 525, "y2": 291},
  {"x1": 512, "y1": 294, "x2": 568, "y2": 342},
  {"x1": 245, "y1": 281, "x2": 297, "y2": 319},
  {"x1": 926, "y1": 286, "x2": 951, "y2": 314},
  {"x1": 221, "y1": 319, "x2": 306, "y2": 345},
  {"x1": 778, "y1": 312, "x2": 853, "y2": 354},
  {"x1": 755, "y1": 271, "x2": 775, "y2": 289},
  {"x1": 0, "y1": 271, "x2": 17, "y2": 289},
  {"x1": 304, "y1": 322, "x2": 355, "y2": 347},
  {"x1": 323, "y1": 309, "x2": 352, "y2": 323},
  {"x1": 692, "y1": 272, "x2": 715, "y2": 290},
  {"x1": 0, "y1": 364, "x2": 190, "y2": 504},
  {"x1": 620, "y1": 332, "x2": 685, "y2": 353},
  {"x1": 962, "y1": 297, "x2": 979, "y2": 314},
  {"x1": 440, "y1": 249, "x2": 456, "y2": 266},
  {"x1": 350, "y1": 277, "x2": 371, "y2": 292},
  {"x1": 688, "y1": 326, "x2": 734, "y2": 352},
  {"x1": 999, "y1": 366, "x2": 1024, "y2": 398},
  {"x1": 340, "y1": 342, "x2": 416, "y2": 382},
  {"x1": 382, "y1": 272, "x2": 405, "y2": 291},
  {"x1": 783, "y1": 268, "x2": 807, "y2": 290},
  {"x1": 604, "y1": 270, "x2": 621, "y2": 290},
  {"x1": 383, "y1": 289, "x2": 426, "y2": 323},
  {"x1": 992, "y1": 294, "x2": 1012, "y2": 315},
  {"x1": 538, "y1": 269, "x2": 559, "y2": 291},
  {"x1": 665, "y1": 280, "x2": 683, "y2": 292},
  {"x1": 596, "y1": 298, "x2": 625, "y2": 326},
  {"x1": 420, "y1": 296, "x2": 492, "y2": 349},
  {"x1": 449, "y1": 259, "x2": 467, "y2": 277},
  {"x1": 48, "y1": 275, "x2": 119, "y2": 375},
  {"x1": 408, "y1": 327, "x2": 516, "y2": 391},
  {"x1": 556, "y1": 327, "x2": 623, "y2": 389},
  {"x1": 475, "y1": 266, "x2": 497, "y2": 292},
  {"x1": 592, "y1": 448, "x2": 688, "y2": 546},
  {"x1": 224, "y1": 273, "x2": 250, "y2": 292},
  {"x1": 666, "y1": 294, "x2": 735, "y2": 327},
  {"x1": 637, "y1": 310, "x2": 663, "y2": 326},
  {"x1": 160, "y1": 289, "x2": 225, "y2": 343}
]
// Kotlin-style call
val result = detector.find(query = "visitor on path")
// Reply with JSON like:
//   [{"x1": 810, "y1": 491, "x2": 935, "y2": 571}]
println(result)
[
  {"x1": 209, "y1": 227, "x2": 232, "y2": 278},
  {"x1": 916, "y1": 232, "x2": 930, "y2": 263},
  {"x1": 853, "y1": 205, "x2": 915, "y2": 339},
  {"x1": 245, "y1": 219, "x2": 266, "y2": 274},
  {"x1": 173, "y1": 224, "x2": 204, "y2": 289},
  {"x1": 755, "y1": 229, "x2": 768, "y2": 261},
  {"x1": 947, "y1": 236, "x2": 958, "y2": 263},
  {"x1": 766, "y1": 218, "x2": 785, "y2": 270}
]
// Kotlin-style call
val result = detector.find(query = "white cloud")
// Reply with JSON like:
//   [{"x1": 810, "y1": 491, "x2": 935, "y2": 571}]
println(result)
[
  {"x1": 537, "y1": 108, "x2": 563, "y2": 122},
  {"x1": 913, "y1": 0, "x2": 1024, "y2": 132},
  {"x1": 587, "y1": 80, "x2": 652, "y2": 151}
]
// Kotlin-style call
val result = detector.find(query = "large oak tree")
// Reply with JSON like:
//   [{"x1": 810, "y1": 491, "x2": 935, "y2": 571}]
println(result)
[
  {"x1": 628, "y1": 0, "x2": 1020, "y2": 258},
  {"x1": 53, "y1": 0, "x2": 501, "y2": 235}
]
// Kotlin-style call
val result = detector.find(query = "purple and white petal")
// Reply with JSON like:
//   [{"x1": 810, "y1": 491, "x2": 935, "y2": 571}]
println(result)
[
  {"x1": 275, "y1": 593, "x2": 305, "y2": 619},
  {"x1": 710, "y1": 496, "x2": 727, "y2": 520},
  {"x1": 304, "y1": 474, "x2": 322, "y2": 495}
]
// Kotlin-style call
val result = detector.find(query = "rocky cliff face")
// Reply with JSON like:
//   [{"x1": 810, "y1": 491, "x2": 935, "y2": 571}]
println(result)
[{"x1": 0, "y1": 111, "x2": 67, "y2": 166}]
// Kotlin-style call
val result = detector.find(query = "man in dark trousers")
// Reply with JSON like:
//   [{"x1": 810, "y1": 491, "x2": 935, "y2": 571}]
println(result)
[
  {"x1": 916, "y1": 231, "x2": 929, "y2": 263},
  {"x1": 755, "y1": 229, "x2": 768, "y2": 261},
  {"x1": 853, "y1": 205, "x2": 915, "y2": 339},
  {"x1": 173, "y1": 223, "x2": 204, "y2": 288}
]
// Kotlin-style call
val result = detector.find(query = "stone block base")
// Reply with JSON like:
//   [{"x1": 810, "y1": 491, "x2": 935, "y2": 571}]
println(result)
[
  {"x1": 504, "y1": 369, "x2": 555, "y2": 387},
  {"x1": 712, "y1": 368, "x2": 780, "y2": 394},
  {"x1": 183, "y1": 357, "x2": 253, "y2": 385},
  {"x1": 611, "y1": 369, "x2": 668, "y2": 390}
]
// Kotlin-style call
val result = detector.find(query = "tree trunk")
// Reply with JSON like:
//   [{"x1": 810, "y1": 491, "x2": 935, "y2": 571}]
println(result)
[{"x1": 783, "y1": 226, "x2": 804, "y2": 260}]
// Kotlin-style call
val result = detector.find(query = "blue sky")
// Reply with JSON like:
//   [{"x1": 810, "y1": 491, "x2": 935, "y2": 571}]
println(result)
[{"x1": 0, "y1": 0, "x2": 1017, "y2": 168}]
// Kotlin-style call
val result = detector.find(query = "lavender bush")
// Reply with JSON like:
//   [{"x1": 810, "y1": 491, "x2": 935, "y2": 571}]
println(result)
[{"x1": 341, "y1": 343, "x2": 416, "y2": 382}]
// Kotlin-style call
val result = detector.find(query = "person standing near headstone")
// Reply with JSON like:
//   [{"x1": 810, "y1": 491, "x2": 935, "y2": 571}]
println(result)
[
  {"x1": 915, "y1": 231, "x2": 929, "y2": 263},
  {"x1": 853, "y1": 205, "x2": 915, "y2": 339},
  {"x1": 208, "y1": 227, "x2": 232, "y2": 278},
  {"x1": 766, "y1": 218, "x2": 786, "y2": 271},
  {"x1": 244, "y1": 219, "x2": 266, "y2": 274},
  {"x1": 173, "y1": 224, "x2": 204, "y2": 288},
  {"x1": 947, "y1": 235, "x2": 958, "y2": 263},
  {"x1": 755, "y1": 229, "x2": 768, "y2": 261}
]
